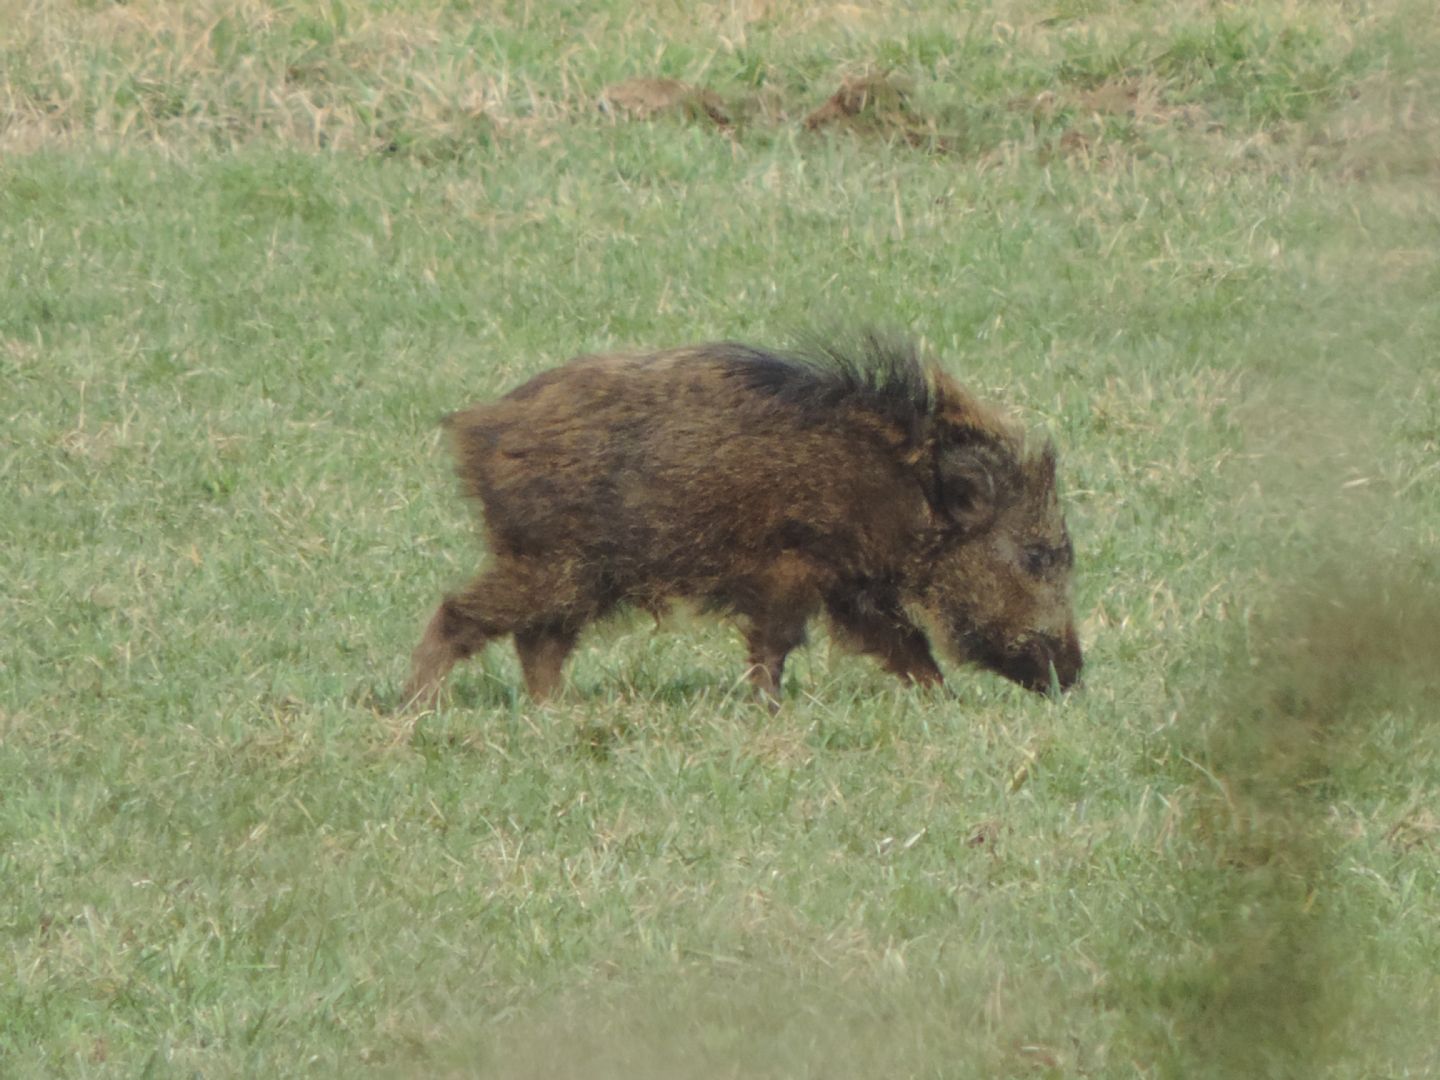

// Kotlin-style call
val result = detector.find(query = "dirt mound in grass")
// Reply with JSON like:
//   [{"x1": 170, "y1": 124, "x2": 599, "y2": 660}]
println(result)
[
  {"x1": 597, "y1": 77, "x2": 731, "y2": 128},
  {"x1": 595, "y1": 71, "x2": 956, "y2": 148},
  {"x1": 804, "y1": 73, "x2": 949, "y2": 150}
]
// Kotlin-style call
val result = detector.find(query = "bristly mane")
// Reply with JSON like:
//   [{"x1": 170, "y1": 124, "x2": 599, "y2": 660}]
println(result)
[{"x1": 713, "y1": 332, "x2": 935, "y2": 441}]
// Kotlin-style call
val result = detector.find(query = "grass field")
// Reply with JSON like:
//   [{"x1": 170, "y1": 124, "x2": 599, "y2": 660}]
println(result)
[{"x1": 3, "y1": 1, "x2": 1439, "y2": 1075}]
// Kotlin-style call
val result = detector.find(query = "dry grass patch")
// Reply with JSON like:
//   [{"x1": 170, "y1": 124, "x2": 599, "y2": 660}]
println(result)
[
  {"x1": 1, "y1": 0, "x2": 1410, "y2": 163},
  {"x1": 1, "y1": 0, "x2": 525, "y2": 155},
  {"x1": 597, "y1": 77, "x2": 731, "y2": 128}
]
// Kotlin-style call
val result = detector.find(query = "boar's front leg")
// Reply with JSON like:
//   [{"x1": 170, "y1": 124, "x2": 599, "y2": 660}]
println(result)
[
  {"x1": 824, "y1": 588, "x2": 943, "y2": 688},
  {"x1": 743, "y1": 614, "x2": 808, "y2": 710}
]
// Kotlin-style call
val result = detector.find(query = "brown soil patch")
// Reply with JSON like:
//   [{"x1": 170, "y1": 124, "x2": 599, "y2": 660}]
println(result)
[
  {"x1": 806, "y1": 71, "x2": 904, "y2": 129},
  {"x1": 804, "y1": 73, "x2": 912, "y2": 130},
  {"x1": 597, "y1": 77, "x2": 731, "y2": 128},
  {"x1": 803, "y1": 72, "x2": 947, "y2": 149}
]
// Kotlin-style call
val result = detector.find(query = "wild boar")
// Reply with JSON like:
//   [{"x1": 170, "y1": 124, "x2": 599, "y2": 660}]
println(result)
[{"x1": 404, "y1": 334, "x2": 1081, "y2": 708}]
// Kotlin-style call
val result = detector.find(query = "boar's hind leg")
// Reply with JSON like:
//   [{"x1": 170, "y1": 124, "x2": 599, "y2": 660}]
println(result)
[
  {"x1": 403, "y1": 559, "x2": 584, "y2": 709},
  {"x1": 403, "y1": 599, "x2": 486, "y2": 710},
  {"x1": 825, "y1": 591, "x2": 943, "y2": 688}
]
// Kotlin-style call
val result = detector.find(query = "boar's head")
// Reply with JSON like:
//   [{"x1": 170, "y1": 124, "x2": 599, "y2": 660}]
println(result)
[{"x1": 913, "y1": 412, "x2": 1082, "y2": 694}]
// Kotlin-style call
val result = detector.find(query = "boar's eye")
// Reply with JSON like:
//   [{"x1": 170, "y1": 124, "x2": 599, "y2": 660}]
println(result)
[{"x1": 1023, "y1": 543, "x2": 1069, "y2": 577}]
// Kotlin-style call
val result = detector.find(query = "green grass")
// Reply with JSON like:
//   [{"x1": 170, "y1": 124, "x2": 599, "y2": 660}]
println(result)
[{"x1": 3, "y1": 1, "x2": 1439, "y2": 1075}]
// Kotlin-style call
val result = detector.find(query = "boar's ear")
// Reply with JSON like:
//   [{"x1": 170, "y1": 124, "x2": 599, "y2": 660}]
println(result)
[{"x1": 930, "y1": 444, "x2": 1000, "y2": 535}]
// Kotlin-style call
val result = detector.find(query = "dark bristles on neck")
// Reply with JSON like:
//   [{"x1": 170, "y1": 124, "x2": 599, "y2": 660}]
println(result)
[{"x1": 712, "y1": 332, "x2": 935, "y2": 442}]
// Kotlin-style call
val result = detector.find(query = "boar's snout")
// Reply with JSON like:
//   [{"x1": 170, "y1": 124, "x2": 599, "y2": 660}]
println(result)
[{"x1": 991, "y1": 624, "x2": 1083, "y2": 694}]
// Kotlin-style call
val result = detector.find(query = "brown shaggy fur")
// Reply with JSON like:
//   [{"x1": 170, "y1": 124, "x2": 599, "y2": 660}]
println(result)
[{"x1": 404, "y1": 335, "x2": 1080, "y2": 708}]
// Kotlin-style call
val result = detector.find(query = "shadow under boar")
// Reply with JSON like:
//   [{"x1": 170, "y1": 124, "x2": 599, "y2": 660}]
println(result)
[{"x1": 404, "y1": 335, "x2": 1081, "y2": 708}]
